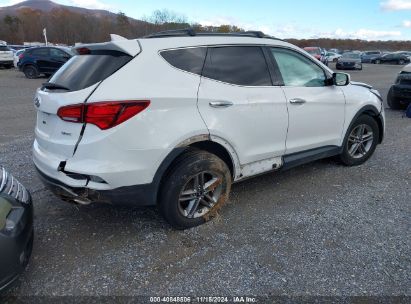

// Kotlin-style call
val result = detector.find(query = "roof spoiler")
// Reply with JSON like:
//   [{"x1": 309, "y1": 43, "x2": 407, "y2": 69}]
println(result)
[{"x1": 74, "y1": 34, "x2": 140, "y2": 57}]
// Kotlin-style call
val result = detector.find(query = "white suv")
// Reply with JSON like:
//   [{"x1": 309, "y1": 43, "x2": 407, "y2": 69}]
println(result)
[
  {"x1": 33, "y1": 30, "x2": 385, "y2": 229},
  {"x1": 0, "y1": 44, "x2": 14, "y2": 69}
]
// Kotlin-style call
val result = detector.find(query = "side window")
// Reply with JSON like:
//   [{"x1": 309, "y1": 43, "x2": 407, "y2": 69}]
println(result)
[
  {"x1": 161, "y1": 47, "x2": 207, "y2": 75},
  {"x1": 271, "y1": 48, "x2": 326, "y2": 87},
  {"x1": 31, "y1": 48, "x2": 49, "y2": 56},
  {"x1": 50, "y1": 49, "x2": 66, "y2": 58},
  {"x1": 202, "y1": 46, "x2": 272, "y2": 86}
]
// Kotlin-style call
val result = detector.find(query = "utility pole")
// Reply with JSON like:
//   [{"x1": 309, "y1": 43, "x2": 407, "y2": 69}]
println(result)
[{"x1": 43, "y1": 28, "x2": 48, "y2": 46}]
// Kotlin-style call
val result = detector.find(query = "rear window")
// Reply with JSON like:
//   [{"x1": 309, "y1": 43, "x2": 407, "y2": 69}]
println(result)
[
  {"x1": 161, "y1": 47, "x2": 207, "y2": 75},
  {"x1": 0, "y1": 46, "x2": 11, "y2": 51},
  {"x1": 48, "y1": 50, "x2": 132, "y2": 92},
  {"x1": 202, "y1": 46, "x2": 272, "y2": 86}
]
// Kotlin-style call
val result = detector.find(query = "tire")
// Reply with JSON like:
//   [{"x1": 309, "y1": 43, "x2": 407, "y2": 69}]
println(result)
[
  {"x1": 399, "y1": 59, "x2": 405, "y2": 65},
  {"x1": 23, "y1": 65, "x2": 39, "y2": 79},
  {"x1": 339, "y1": 115, "x2": 379, "y2": 166},
  {"x1": 159, "y1": 149, "x2": 232, "y2": 229},
  {"x1": 333, "y1": 58, "x2": 338, "y2": 63},
  {"x1": 387, "y1": 87, "x2": 406, "y2": 110},
  {"x1": 376, "y1": 60, "x2": 381, "y2": 64}
]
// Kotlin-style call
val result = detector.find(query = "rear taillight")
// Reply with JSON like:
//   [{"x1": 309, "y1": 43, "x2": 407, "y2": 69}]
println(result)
[
  {"x1": 18, "y1": 53, "x2": 25, "y2": 59},
  {"x1": 57, "y1": 101, "x2": 150, "y2": 130}
]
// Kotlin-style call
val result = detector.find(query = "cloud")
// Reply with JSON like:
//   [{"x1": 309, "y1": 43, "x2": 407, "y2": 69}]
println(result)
[
  {"x1": 381, "y1": 0, "x2": 411, "y2": 11},
  {"x1": 68, "y1": 0, "x2": 113, "y2": 10},
  {"x1": 403, "y1": 20, "x2": 411, "y2": 27}
]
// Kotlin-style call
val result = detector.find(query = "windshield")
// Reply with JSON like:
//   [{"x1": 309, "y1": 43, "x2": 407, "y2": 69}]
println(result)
[{"x1": 342, "y1": 53, "x2": 360, "y2": 59}]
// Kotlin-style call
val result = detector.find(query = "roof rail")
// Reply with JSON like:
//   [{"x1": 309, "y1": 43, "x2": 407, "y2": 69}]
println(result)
[
  {"x1": 143, "y1": 28, "x2": 282, "y2": 41},
  {"x1": 144, "y1": 28, "x2": 196, "y2": 38}
]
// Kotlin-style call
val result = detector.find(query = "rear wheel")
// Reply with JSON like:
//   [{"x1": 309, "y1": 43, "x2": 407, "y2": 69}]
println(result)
[
  {"x1": 159, "y1": 149, "x2": 232, "y2": 229},
  {"x1": 387, "y1": 87, "x2": 406, "y2": 110},
  {"x1": 399, "y1": 59, "x2": 405, "y2": 65},
  {"x1": 340, "y1": 115, "x2": 379, "y2": 166},
  {"x1": 23, "y1": 65, "x2": 39, "y2": 79}
]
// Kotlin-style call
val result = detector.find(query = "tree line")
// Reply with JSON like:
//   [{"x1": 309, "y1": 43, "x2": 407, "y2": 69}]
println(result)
[{"x1": 0, "y1": 7, "x2": 410, "y2": 51}]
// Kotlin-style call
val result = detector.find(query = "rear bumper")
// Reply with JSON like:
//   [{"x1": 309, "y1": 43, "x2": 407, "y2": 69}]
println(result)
[
  {"x1": 35, "y1": 165, "x2": 157, "y2": 206},
  {"x1": 0, "y1": 60, "x2": 13, "y2": 65}
]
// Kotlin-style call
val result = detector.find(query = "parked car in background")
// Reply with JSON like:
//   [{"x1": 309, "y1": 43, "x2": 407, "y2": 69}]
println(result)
[
  {"x1": 0, "y1": 44, "x2": 14, "y2": 69},
  {"x1": 336, "y1": 52, "x2": 363, "y2": 70},
  {"x1": 14, "y1": 49, "x2": 26, "y2": 68},
  {"x1": 326, "y1": 51, "x2": 342, "y2": 62},
  {"x1": 328, "y1": 48, "x2": 341, "y2": 54},
  {"x1": 371, "y1": 53, "x2": 410, "y2": 65},
  {"x1": 395, "y1": 51, "x2": 411, "y2": 59},
  {"x1": 303, "y1": 47, "x2": 328, "y2": 66},
  {"x1": 18, "y1": 46, "x2": 74, "y2": 79},
  {"x1": 0, "y1": 167, "x2": 33, "y2": 292},
  {"x1": 361, "y1": 50, "x2": 382, "y2": 63},
  {"x1": 387, "y1": 63, "x2": 411, "y2": 110},
  {"x1": 33, "y1": 31, "x2": 384, "y2": 229}
]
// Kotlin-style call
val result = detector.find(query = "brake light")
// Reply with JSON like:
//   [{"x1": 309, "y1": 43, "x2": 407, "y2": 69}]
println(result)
[
  {"x1": 76, "y1": 47, "x2": 91, "y2": 55},
  {"x1": 18, "y1": 53, "x2": 25, "y2": 59},
  {"x1": 57, "y1": 101, "x2": 150, "y2": 130}
]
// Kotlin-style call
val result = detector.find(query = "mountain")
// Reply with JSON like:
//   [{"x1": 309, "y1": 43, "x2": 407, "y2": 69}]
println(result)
[{"x1": 0, "y1": 0, "x2": 119, "y2": 19}]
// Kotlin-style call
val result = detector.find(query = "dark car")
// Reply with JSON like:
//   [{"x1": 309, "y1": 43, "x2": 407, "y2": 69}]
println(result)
[
  {"x1": 361, "y1": 50, "x2": 382, "y2": 63},
  {"x1": 336, "y1": 52, "x2": 362, "y2": 70},
  {"x1": 18, "y1": 46, "x2": 74, "y2": 79},
  {"x1": 0, "y1": 167, "x2": 33, "y2": 292},
  {"x1": 387, "y1": 64, "x2": 411, "y2": 110},
  {"x1": 303, "y1": 47, "x2": 328, "y2": 66},
  {"x1": 371, "y1": 53, "x2": 410, "y2": 65}
]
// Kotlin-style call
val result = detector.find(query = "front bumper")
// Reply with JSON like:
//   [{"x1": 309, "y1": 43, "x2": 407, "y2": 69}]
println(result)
[
  {"x1": 0, "y1": 174, "x2": 34, "y2": 292},
  {"x1": 391, "y1": 84, "x2": 411, "y2": 102},
  {"x1": 35, "y1": 165, "x2": 157, "y2": 207}
]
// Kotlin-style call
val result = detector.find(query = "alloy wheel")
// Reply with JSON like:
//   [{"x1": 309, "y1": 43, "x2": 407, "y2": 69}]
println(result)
[
  {"x1": 347, "y1": 124, "x2": 374, "y2": 159},
  {"x1": 178, "y1": 171, "x2": 223, "y2": 218}
]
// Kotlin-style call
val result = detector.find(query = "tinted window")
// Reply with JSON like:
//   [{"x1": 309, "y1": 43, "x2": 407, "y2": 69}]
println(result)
[
  {"x1": 49, "y1": 51, "x2": 132, "y2": 91},
  {"x1": 0, "y1": 46, "x2": 10, "y2": 51},
  {"x1": 271, "y1": 48, "x2": 326, "y2": 87},
  {"x1": 161, "y1": 47, "x2": 206, "y2": 75},
  {"x1": 202, "y1": 46, "x2": 272, "y2": 86},
  {"x1": 50, "y1": 48, "x2": 68, "y2": 58},
  {"x1": 31, "y1": 48, "x2": 49, "y2": 56}
]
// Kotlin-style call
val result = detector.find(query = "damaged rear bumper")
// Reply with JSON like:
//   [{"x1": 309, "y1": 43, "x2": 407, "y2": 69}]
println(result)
[{"x1": 35, "y1": 166, "x2": 157, "y2": 207}]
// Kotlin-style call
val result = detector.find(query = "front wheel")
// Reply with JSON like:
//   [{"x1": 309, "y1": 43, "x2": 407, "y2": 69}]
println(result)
[
  {"x1": 339, "y1": 115, "x2": 379, "y2": 166},
  {"x1": 376, "y1": 60, "x2": 381, "y2": 64},
  {"x1": 159, "y1": 149, "x2": 232, "y2": 229},
  {"x1": 399, "y1": 59, "x2": 405, "y2": 65}
]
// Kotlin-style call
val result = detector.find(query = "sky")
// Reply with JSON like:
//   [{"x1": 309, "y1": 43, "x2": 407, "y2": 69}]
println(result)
[{"x1": 1, "y1": 0, "x2": 411, "y2": 40}]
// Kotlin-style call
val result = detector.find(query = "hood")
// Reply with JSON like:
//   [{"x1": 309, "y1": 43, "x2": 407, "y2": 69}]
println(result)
[
  {"x1": 351, "y1": 81, "x2": 372, "y2": 89},
  {"x1": 402, "y1": 63, "x2": 411, "y2": 73}
]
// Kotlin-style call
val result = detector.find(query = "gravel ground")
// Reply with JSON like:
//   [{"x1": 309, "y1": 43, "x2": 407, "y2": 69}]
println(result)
[{"x1": 0, "y1": 64, "x2": 410, "y2": 297}]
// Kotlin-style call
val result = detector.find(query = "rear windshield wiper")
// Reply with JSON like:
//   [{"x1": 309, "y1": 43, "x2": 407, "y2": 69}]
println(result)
[{"x1": 42, "y1": 82, "x2": 70, "y2": 91}]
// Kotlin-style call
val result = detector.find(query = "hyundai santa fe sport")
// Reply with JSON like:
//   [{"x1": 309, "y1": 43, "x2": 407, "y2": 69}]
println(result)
[{"x1": 32, "y1": 30, "x2": 385, "y2": 229}]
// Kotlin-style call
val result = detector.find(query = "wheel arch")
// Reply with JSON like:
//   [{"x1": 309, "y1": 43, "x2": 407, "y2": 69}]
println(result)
[
  {"x1": 150, "y1": 135, "x2": 240, "y2": 206},
  {"x1": 347, "y1": 105, "x2": 384, "y2": 144}
]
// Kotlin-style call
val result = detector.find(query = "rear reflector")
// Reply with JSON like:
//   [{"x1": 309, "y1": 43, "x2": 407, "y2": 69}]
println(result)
[{"x1": 57, "y1": 101, "x2": 150, "y2": 130}]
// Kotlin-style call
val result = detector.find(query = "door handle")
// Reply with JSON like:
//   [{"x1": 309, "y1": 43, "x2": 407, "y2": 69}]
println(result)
[
  {"x1": 209, "y1": 101, "x2": 234, "y2": 108},
  {"x1": 289, "y1": 98, "x2": 307, "y2": 104}
]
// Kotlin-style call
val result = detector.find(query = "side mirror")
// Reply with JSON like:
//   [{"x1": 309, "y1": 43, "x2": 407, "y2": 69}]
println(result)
[{"x1": 333, "y1": 72, "x2": 350, "y2": 86}]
